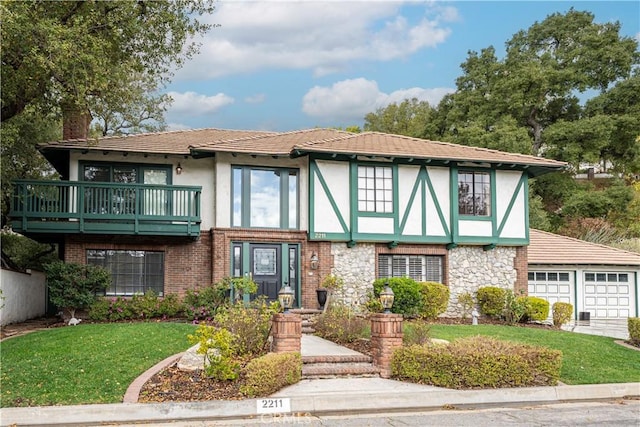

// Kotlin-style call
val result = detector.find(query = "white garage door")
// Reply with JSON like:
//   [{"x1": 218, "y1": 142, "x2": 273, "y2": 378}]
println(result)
[
  {"x1": 584, "y1": 272, "x2": 631, "y2": 319},
  {"x1": 528, "y1": 271, "x2": 573, "y2": 317}
]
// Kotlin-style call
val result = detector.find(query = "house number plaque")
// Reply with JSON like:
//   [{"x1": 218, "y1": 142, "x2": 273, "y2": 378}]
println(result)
[{"x1": 257, "y1": 398, "x2": 291, "y2": 414}]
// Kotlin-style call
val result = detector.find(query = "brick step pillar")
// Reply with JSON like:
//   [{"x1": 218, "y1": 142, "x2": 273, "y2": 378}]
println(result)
[
  {"x1": 370, "y1": 313, "x2": 403, "y2": 378},
  {"x1": 272, "y1": 313, "x2": 302, "y2": 353}
]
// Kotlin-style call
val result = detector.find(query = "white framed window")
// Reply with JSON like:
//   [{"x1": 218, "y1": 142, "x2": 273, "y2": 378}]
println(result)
[
  {"x1": 378, "y1": 254, "x2": 443, "y2": 283},
  {"x1": 358, "y1": 165, "x2": 393, "y2": 213}
]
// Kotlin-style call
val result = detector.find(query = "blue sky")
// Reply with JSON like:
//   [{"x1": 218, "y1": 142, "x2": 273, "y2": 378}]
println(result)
[{"x1": 163, "y1": 1, "x2": 640, "y2": 132}]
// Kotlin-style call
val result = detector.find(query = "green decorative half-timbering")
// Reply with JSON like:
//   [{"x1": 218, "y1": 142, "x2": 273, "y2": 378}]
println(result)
[{"x1": 310, "y1": 158, "x2": 530, "y2": 246}]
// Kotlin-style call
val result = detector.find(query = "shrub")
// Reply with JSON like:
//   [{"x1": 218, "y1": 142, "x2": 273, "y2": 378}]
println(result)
[
  {"x1": 214, "y1": 299, "x2": 279, "y2": 356},
  {"x1": 314, "y1": 304, "x2": 369, "y2": 344},
  {"x1": 240, "y1": 352, "x2": 302, "y2": 397},
  {"x1": 44, "y1": 261, "x2": 111, "y2": 318},
  {"x1": 403, "y1": 321, "x2": 431, "y2": 346},
  {"x1": 130, "y1": 290, "x2": 162, "y2": 319},
  {"x1": 183, "y1": 281, "x2": 230, "y2": 321},
  {"x1": 477, "y1": 286, "x2": 507, "y2": 318},
  {"x1": 418, "y1": 282, "x2": 449, "y2": 319},
  {"x1": 158, "y1": 293, "x2": 184, "y2": 318},
  {"x1": 392, "y1": 336, "x2": 562, "y2": 389},
  {"x1": 520, "y1": 296, "x2": 550, "y2": 322},
  {"x1": 188, "y1": 325, "x2": 240, "y2": 380},
  {"x1": 457, "y1": 292, "x2": 475, "y2": 319},
  {"x1": 628, "y1": 317, "x2": 640, "y2": 345},
  {"x1": 552, "y1": 302, "x2": 573, "y2": 328},
  {"x1": 88, "y1": 297, "x2": 135, "y2": 321},
  {"x1": 503, "y1": 290, "x2": 527, "y2": 324},
  {"x1": 372, "y1": 278, "x2": 423, "y2": 316}
]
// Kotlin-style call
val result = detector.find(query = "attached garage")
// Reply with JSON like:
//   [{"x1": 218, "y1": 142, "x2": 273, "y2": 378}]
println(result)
[{"x1": 528, "y1": 230, "x2": 639, "y2": 320}]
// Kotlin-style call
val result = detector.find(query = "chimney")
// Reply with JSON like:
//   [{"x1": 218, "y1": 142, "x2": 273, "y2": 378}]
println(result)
[{"x1": 62, "y1": 103, "x2": 91, "y2": 140}]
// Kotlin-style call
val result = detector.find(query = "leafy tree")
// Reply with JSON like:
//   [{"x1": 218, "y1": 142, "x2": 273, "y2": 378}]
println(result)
[
  {"x1": 0, "y1": 109, "x2": 60, "y2": 226},
  {"x1": 1, "y1": 0, "x2": 216, "y2": 122},
  {"x1": 437, "y1": 9, "x2": 638, "y2": 155},
  {"x1": 364, "y1": 98, "x2": 436, "y2": 138},
  {"x1": 43, "y1": 261, "x2": 111, "y2": 318}
]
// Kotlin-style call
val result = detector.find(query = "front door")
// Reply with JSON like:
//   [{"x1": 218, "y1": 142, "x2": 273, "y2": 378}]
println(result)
[
  {"x1": 250, "y1": 244, "x2": 281, "y2": 301},
  {"x1": 232, "y1": 242, "x2": 299, "y2": 305}
]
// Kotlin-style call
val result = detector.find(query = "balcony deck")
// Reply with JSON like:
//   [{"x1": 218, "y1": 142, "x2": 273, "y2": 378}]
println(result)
[{"x1": 10, "y1": 180, "x2": 202, "y2": 237}]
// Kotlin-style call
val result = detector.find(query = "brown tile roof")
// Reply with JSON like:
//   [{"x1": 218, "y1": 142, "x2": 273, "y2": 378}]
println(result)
[
  {"x1": 190, "y1": 128, "x2": 351, "y2": 156},
  {"x1": 40, "y1": 128, "x2": 565, "y2": 174},
  {"x1": 529, "y1": 229, "x2": 640, "y2": 266},
  {"x1": 39, "y1": 128, "x2": 276, "y2": 155},
  {"x1": 292, "y1": 132, "x2": 566, "y2": 169}
]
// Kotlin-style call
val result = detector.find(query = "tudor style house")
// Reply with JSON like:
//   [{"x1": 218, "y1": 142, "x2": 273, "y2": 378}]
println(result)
[{"x1": 10, "y1": 123, "x2": 565, "y2": 315}]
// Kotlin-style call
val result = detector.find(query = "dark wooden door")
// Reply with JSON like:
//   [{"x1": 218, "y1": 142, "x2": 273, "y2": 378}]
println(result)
[{"x1": 249, "y1": 244, "x2": 281, "y2": 301}]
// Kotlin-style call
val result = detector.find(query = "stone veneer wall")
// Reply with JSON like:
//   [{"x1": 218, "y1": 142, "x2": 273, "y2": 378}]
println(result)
[
  {"x1": 330, "y1": 242, "x2": 375, "y2": 308},
  {"x1": 446, "y1": 246, "x2": 517, "y2": 317}
]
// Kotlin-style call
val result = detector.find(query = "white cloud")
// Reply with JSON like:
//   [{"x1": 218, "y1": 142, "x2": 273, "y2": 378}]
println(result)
[
  {"x1": 302, "y1": 78, "x2": 454, "y2": 122},
  {"x1": 175, "y1": 2, "x2": 454, "y2": 80},
  {"x1": 245, "y1": 94, "x2": 266, "y2": 104},
  {"x1": 166, "y1": 122, "x2": 193, "y2": 131},
  {"x1": 167, "y1": 91, "x2": 234, "y2": 115}
]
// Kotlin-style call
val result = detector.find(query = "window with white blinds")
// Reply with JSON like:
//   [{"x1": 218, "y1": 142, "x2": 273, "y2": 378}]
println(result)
[{"x1": 378, "y1": 255, "x2": 443, "y2": 283}]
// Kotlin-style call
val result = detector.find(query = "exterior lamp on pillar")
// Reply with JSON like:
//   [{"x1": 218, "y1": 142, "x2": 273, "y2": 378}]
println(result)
[
  {"x1": 176, "y1": 163, "x2": 183, "y2": 175},
  {"x1": 380, "y1": 281, "x2": 394, "y2": 314},
  {"x1": 310, "y1": 252, "x2": 319, "y2": 270},
  {"x1": 278, "y1": 282, "x2": 295, "y2": 313}
]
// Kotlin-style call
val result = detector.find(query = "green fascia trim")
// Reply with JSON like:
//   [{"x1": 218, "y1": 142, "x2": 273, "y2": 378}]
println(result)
[
  {"x1": 394, "y1": 235, "x2": 451, "y2": 244},
  {"x1": 424, "y1": 167, "x2": 451, "y2": 239},
  {"x1": 392, "y1": 165, "x2": 400, "y2": 233},
  {"x1": 496, "y1": 172, "x2": 525, "y2": 237},
  {"x1": 349, "y1": 162, "x2": 358, "y2": 238},
  {"x1": 524, "y1": 178, "x2": 530, "y2": 242},
  {"x1": 309, "y1": 160, "x2": 349, "y2": 234},
  {"x1": 12, "y1": 220, "x2": 201, "y2": 237}
]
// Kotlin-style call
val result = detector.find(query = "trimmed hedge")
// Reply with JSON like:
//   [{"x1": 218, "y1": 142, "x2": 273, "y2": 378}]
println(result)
[
  {"x1": 419, "y1": 282, "x2": 450, "y2": 319},
  {"x1": 240, "y1": 352, "x2": 302, "y2": 397},
  {"x1": 391, "y1": 336, "x2": 562, "y2": 389},
  {"x1": 477, "y1": 286, "x2": 507, "y2": 318},
  {"x1": 520, "y1": 296, "x2": 550, "y2": 322},
  {"x1": 372, "y1": 278, "x2": 423, "y2": 316},
  {"x1": 552, "y1": 302, "x2": 573, "y2": 328},
  {"x1": 628, "y1": 317, "x2": 640, "y2": 345}
]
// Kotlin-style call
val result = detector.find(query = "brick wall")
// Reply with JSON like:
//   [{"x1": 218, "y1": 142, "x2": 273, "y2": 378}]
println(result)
[
  {"x1": 65, "y1": 232, "x2": 212, "y2": 296},
  {"x1": 514, "y1": 245, "x2": 528, "y2": 295},
  {"x1": 211, "y1": 228, "x2": 330, "y2": 309}
]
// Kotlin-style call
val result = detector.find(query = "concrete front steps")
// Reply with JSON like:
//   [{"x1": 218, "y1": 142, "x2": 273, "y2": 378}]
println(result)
[
  {"x1": 302, "y1": 354, "x2": 380, "y2": 379},
  {"x1": 291, "y1": 308, "x2": 322, "y2": 334}
]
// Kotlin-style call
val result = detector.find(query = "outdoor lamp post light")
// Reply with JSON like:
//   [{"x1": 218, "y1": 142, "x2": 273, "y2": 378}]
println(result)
[
  {"x1": 310, "y1": 252, "x2": 319, "y2": 270},
  {"x1": 380, "y1": 281, "x2": 394, "y2": 314},
  {"x1": 278, "y1": 283, "x2": 295, "y2": 313}
]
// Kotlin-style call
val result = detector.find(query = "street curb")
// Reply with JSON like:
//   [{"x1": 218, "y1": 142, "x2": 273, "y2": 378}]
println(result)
[{"x1": 2, "y1": 383, "x2": 639, "y2": 426}]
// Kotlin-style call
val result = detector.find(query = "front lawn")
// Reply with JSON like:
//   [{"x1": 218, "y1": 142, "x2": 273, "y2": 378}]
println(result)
[
  {"x1": 0, "y1": 322, "x2": 196, "y2": 407},
  {"x1": 427, "y1": 324, "x2": 640, "y2": 385}
]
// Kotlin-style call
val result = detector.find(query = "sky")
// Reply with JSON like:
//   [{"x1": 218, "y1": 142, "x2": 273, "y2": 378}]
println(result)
[{"x1": 163, "y1": 1, "x2": 640, "y2": 132}]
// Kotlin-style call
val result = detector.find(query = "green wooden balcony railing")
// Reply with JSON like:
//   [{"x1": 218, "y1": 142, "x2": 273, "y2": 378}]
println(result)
[{"x1": 10, "y1": 180, "x2": 202, "y2": 237}]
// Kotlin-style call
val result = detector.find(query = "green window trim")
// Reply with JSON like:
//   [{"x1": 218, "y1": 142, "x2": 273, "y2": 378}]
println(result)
[{"x1": 231, "y1": 165, "x2": 299, "y2": 230}]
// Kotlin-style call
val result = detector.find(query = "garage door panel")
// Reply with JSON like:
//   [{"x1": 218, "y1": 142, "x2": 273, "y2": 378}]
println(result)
[
  {"x1": 528, "y1": 271, "x2": 573, "y2": 321},
  {"x1": 559, "y1": 285, "x2": 570, "y2": 293},
  {"x1": 583, "y1": 271, "x2": 633, "y2": 319}
]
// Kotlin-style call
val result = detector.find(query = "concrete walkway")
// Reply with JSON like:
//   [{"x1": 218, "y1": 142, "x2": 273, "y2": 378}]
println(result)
[
  {"x1": 562, "y1": 318, "x2": 629, "y2": 340},
  {"x1": 2, "y1": 332, "x2": 639, "y2": 426}
]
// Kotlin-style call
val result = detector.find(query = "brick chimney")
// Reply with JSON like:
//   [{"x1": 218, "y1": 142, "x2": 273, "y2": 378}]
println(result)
[{"x1": 62, "y1": 103, "x2": 91, "y2": 140}]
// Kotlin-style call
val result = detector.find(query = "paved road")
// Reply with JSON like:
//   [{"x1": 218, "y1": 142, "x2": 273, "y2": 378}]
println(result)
[{"x1": 107, "y1": 400, "x2": 640, "y2": 426}]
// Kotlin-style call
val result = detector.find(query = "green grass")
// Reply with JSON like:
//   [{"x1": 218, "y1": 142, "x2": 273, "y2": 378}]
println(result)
[
  {"x1": 1, "y1": 322, "x2": 196, "y2": 407},
  {"x1": 423, "y1": 324, "x2": 640, "y2": 385}
]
